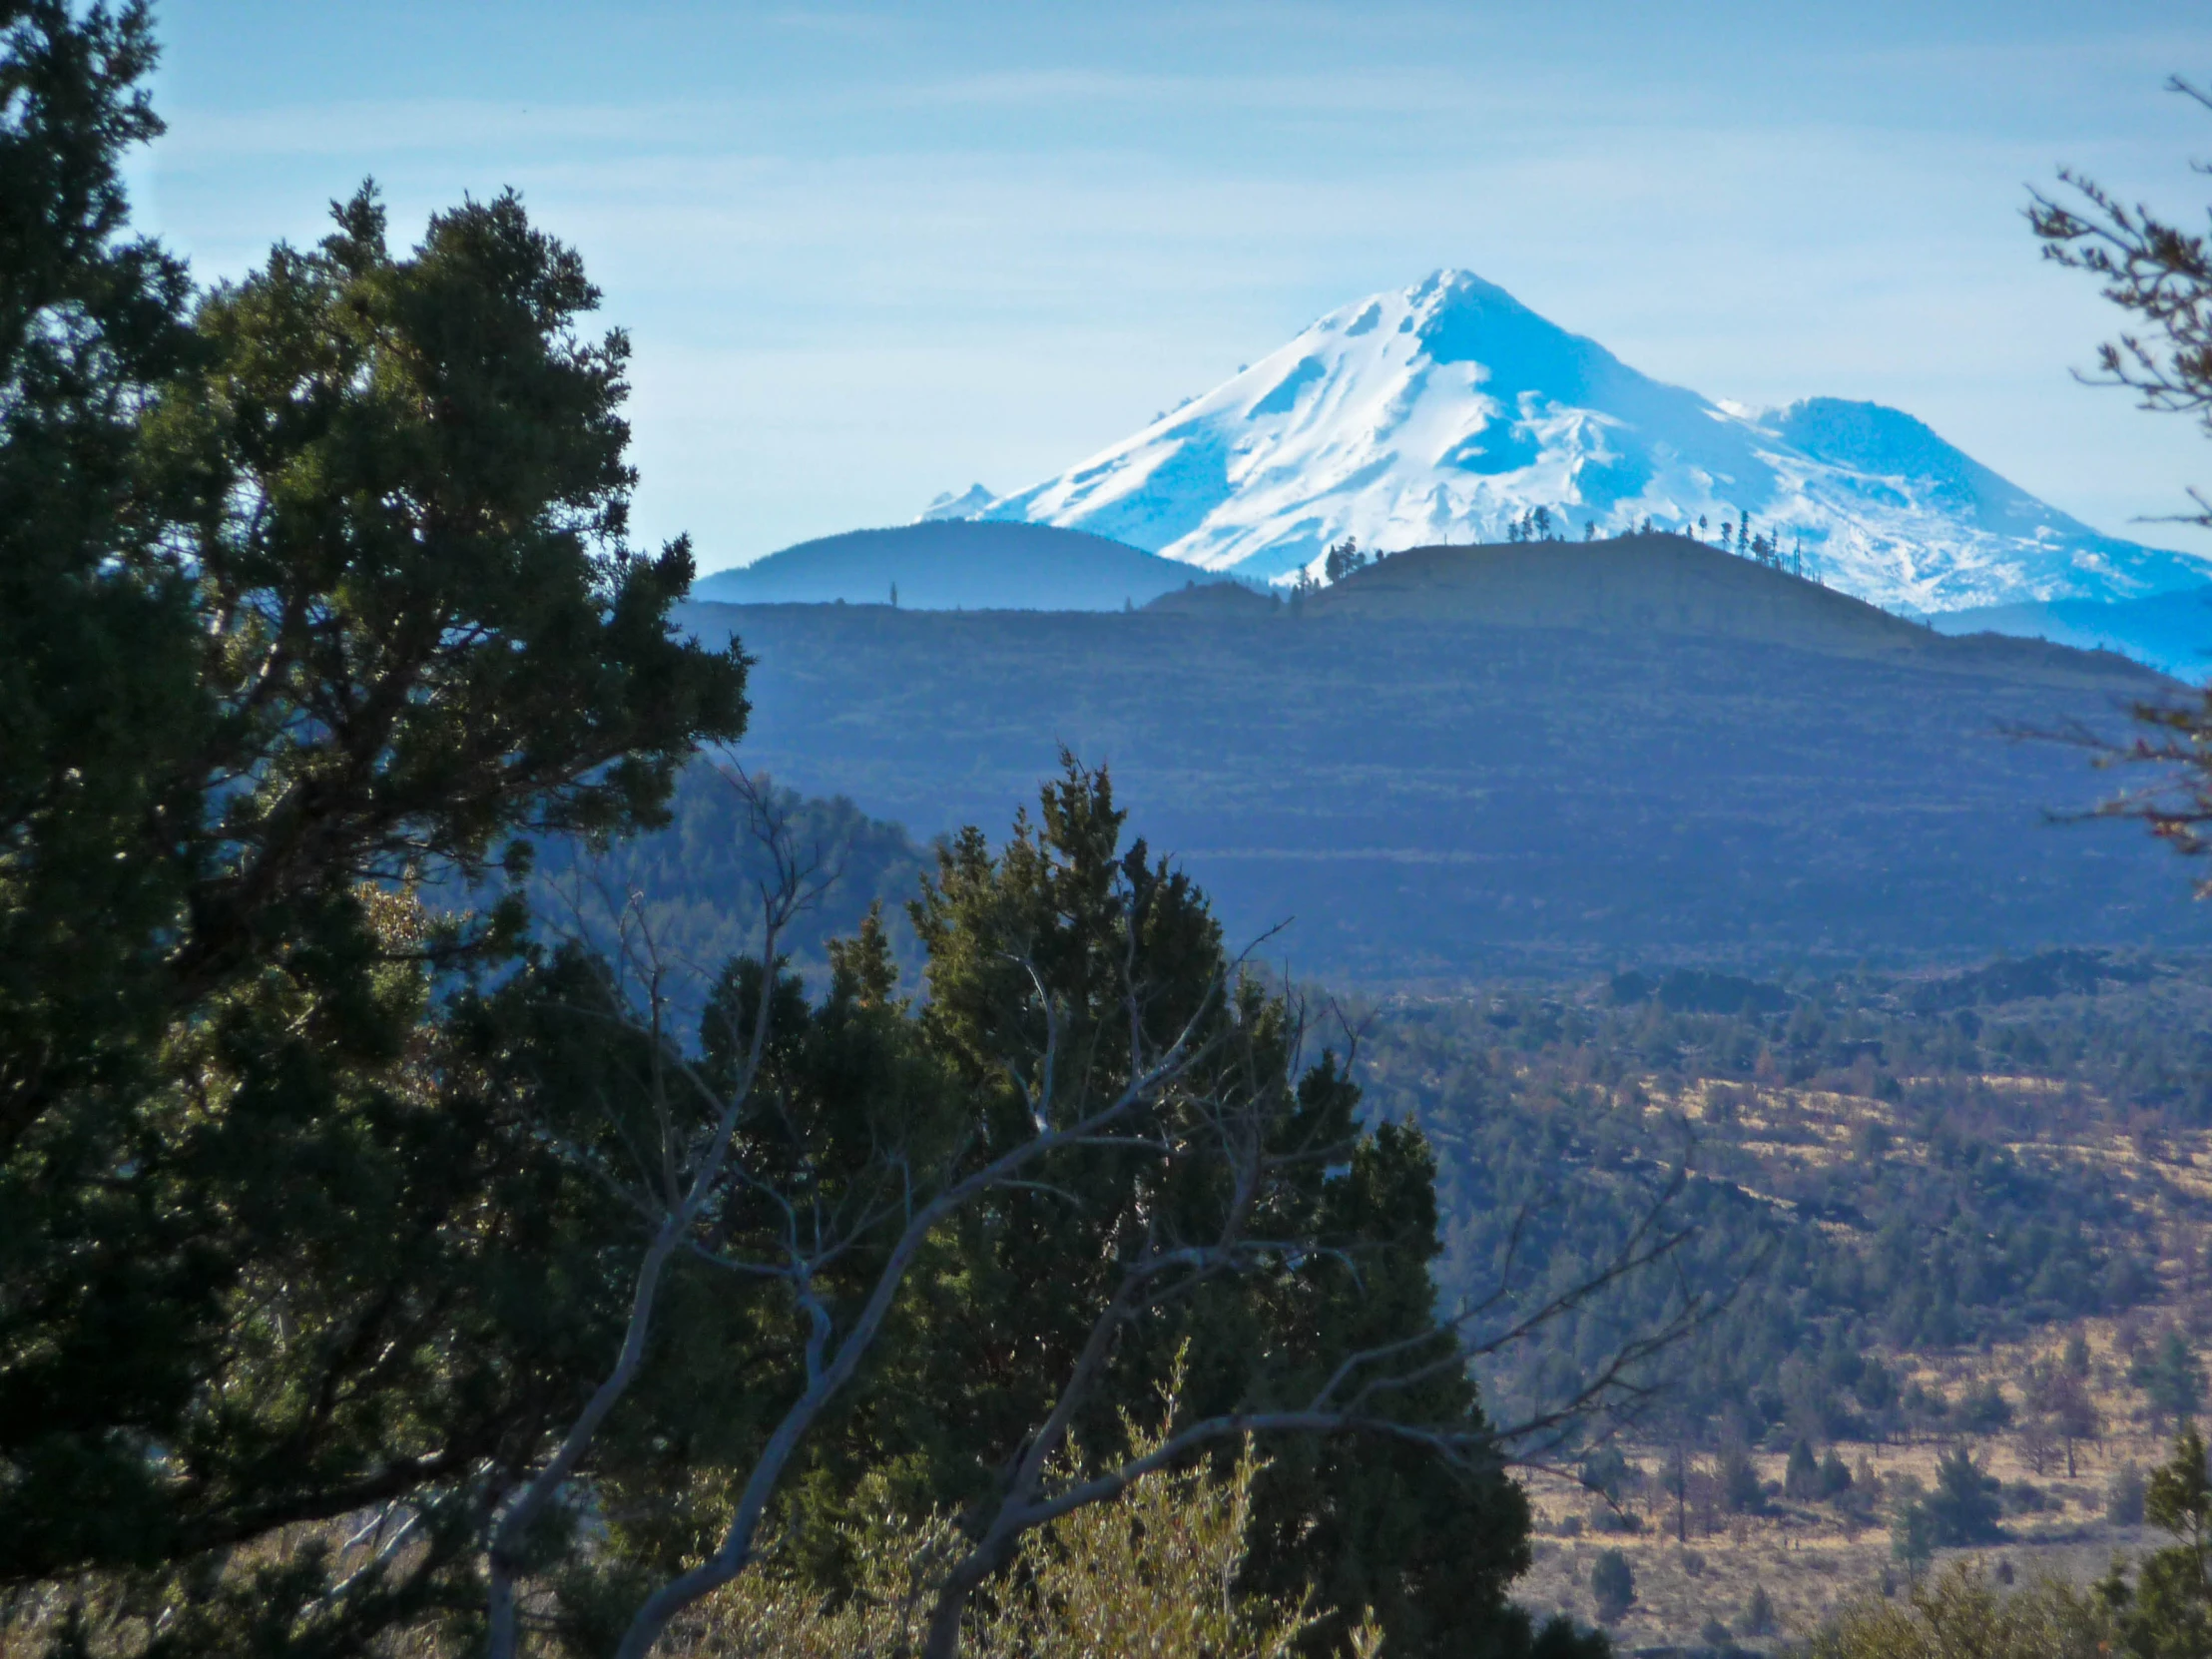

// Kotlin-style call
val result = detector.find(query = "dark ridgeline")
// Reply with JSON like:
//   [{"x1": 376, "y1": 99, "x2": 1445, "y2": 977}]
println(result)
[{"x1": 677, "y1": 533, "x2": 2204, "y2": 981}]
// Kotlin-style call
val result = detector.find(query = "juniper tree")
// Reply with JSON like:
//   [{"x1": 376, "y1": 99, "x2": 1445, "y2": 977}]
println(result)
[
  {"x1": 0, "y1": 0, "x2": 747, "y2": 1610},
  {"x1": 518, "y1": 763, "x2": 1652, "y2": 1659}
]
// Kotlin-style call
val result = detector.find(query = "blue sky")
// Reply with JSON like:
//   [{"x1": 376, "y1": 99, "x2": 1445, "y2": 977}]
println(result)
[{"x1": 142, "y1": 1, "x2": 2212, "y2": 573}]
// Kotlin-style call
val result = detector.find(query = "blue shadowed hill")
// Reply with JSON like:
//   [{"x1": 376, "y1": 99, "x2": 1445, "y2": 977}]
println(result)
[{"x1": 694, "y1": 521, "x2": 1236, "y2": 612}]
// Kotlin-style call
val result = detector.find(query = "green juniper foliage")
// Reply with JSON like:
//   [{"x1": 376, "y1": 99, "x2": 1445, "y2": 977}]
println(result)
[
  {"x1": 1923, "y1": 1447, "x2": 2003, "y2": 1547},
  {"x1": 2134, "y1": 1333, "x2": 2208, "y2": 1428},
  {"x1": 2096, "y1": 1425, "x2": 2212, "y2": 1659},
  {"x1": 528, "y1": 763, "x2": 1570, "y2": 1659},
  {"x1": 0, "y1": 0, "x2": 746, "y2": 1616}
]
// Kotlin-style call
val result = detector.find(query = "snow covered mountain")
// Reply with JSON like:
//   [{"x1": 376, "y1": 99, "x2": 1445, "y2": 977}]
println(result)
[{"x1": 942, "y1": 270, "x2": 2208, "y2": 613}]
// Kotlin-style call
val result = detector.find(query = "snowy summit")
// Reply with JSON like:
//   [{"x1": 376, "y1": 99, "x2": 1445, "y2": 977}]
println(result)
[{"x1": 944, "y1": 270, "x2": 2207, "y2": 613}]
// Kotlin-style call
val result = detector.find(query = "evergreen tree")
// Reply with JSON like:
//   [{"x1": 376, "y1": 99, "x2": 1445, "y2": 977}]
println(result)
[
  {"x1": 1891, "y1": 1494, "x2": 1936, "y2": 1583},
  {"x1": 499, "y1": 764, "x2": 1556, "y2": 1659},
  {"x1": 1820, "y1": 1446, "x2": 1855, "y2": 1498},
  {"x1": 0, "y1": 4, "x2": 747, "y2": 1602},
  {"x1": 1741, "y1": 1585, "x2": 1777, "y2": 1639},
  {"x1": 1785, "y1": 1437, "x2": 1822, "y2": 1501},
  {"x1": 899, "y1": 766, "x2": 1537, "y2": 1659},
  {"x1": 2097, "y1": 1425, "x2": 2212, "y2": 1658},
  {"x1": 2134, "y1": 1332, "x2": 2206, "y2": 1426},
  {"x1": 1925, "y1": 1447, "x2": 2003, "y2": 1545},
  {"x1": 1589, "y1": 1548, "x2": 1635, "y2": 1623}
]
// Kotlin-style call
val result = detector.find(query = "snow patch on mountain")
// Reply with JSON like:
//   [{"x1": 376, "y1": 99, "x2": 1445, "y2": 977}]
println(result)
[
  {"x1": 919, "y1": 483, "x2": 997, "y2": 521},
  {"x1": 953, "y1": 270, "x2": 2208, "y2": 612}
]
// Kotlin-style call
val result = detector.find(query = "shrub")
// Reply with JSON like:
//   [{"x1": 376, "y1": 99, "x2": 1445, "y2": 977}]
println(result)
[
  {"x1": 687, "y1": 1422, "x2": 1319, "y2": 1659},
  {"x1": 1743, "y1": 1585, "x2": 1778, "y2": 1638},
  {"x1": 1590, "y1": 1549, "x2": 1636, "y2": 1624},
  {"x1": 1808, "y1": 1563, "x2": 2111, "y2": 1659},
  {"x1": 2110, "y1": 1461, "x2": 2148, "y2": 1527}
]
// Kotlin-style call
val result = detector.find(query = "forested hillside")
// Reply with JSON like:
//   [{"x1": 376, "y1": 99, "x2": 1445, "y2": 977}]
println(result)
[
  {"x1": 523, "y1": 774, "x2": 2212, "y2": 1439},
  {"x1": 524, "y1": 761, "x2": 931, "y2": 988},
  {"x1": 676, "y1": 540, "x2": 2204, "y2": 979},
  {"x1": 520, "y1": 763, "x2": 2212, "y2": 1460},
  {"x1": 1355, "y1": 955, "x2": 2212, "y2": 1438},
  {"x1": 1373, "y1": 955, "x2": 2212, "y2": 1648}
]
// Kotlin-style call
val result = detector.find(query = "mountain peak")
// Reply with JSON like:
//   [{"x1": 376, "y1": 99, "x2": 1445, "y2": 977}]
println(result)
[
  {"x1": 918, "y1": 483, "x2": 996, "y2": 522},
  {"x1": 968, "y1": 275, "x2": 2207, "y2": 611}
]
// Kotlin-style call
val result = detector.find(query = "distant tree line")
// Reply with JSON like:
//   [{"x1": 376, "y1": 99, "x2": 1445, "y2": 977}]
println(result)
[{"x1": 1303, "y1": 509, "x2": 1820, "y2": 587}]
